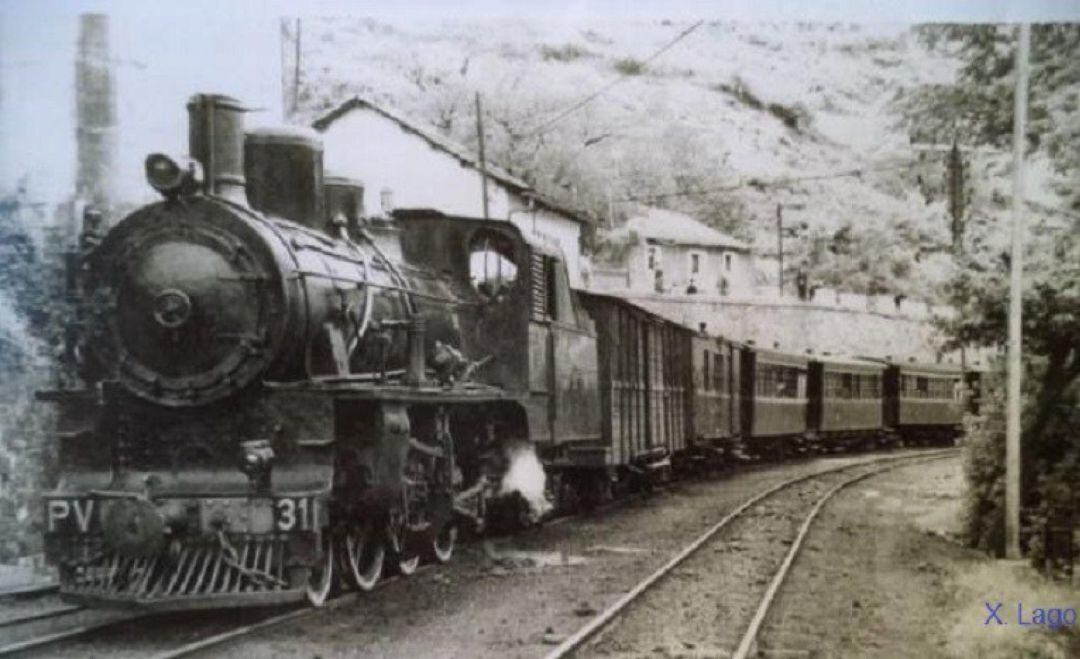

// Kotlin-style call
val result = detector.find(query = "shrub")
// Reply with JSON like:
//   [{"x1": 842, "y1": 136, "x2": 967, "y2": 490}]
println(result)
[
  {"x1": 540, "y1": 43, "x2": 591, "y2": 62},
  {"x1": 613, "y1": 57, "x2": 645, "y2": 76}
]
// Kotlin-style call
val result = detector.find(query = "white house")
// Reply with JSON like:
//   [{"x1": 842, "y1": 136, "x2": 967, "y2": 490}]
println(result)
[
  {"x1": 592, "y1": 206, "x2": 753, "y2": 297},
  {"x1": 313, "y1": 96, "x2": 592, "y2": 286}
]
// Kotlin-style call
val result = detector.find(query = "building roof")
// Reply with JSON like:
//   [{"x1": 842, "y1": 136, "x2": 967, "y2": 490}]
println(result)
[
  {"x1": 624, "y1": 206, "x2": 749, "y2": 251},
  {"x1": 313, "y1": 95, "x2": 592, "y2": 225}
]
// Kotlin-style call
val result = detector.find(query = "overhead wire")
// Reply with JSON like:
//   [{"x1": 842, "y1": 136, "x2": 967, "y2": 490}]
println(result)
[
  {"x1": 522, "y1": 20, "x2": 705, "y2": 139},
  {"x1": 611, "y1": 160, "x2": 923, "y2": 204}
]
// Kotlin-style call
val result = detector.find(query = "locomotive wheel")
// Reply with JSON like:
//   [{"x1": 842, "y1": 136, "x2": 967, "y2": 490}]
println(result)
[
  {"x1": 389, "y1": 533, "x2": 421, "y2": 576},
  {"x1": 387, "y1": 518, "x2": 421, "y2": 576},
  {"x1": 343, "y1": 521, "x2": 384, "y2": 591},
  {"x1": 426, "y1": 521, "x2": 458, "y2": 564},
  {"x1": 305, "y1": 537, "x2": 334, "y2": 607}
]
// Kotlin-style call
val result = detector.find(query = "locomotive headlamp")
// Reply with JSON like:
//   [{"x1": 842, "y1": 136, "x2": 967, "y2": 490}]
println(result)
[
  {"x1": 240, "y1": 439, "x2": 275, "y2": 491},
  {"x1": 145, "y1": 153, "x2": 202, "y2": 197}
]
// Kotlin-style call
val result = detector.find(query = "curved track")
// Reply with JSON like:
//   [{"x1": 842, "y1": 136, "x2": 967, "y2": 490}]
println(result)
[{"x1": 543, "y1": 449, "x2": 957, "y2": 659}]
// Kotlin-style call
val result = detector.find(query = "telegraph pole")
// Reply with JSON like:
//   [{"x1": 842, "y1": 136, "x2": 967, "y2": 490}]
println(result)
[
  {"x1": 776, "y1": 203, "x2": 783, "y2": 295},
  {"x1": 475, "y1": 93, "x2": 490, "y2": 220},
  {"x1": 1005, "y1": 23, "x2": 1029, "y2": 561}
]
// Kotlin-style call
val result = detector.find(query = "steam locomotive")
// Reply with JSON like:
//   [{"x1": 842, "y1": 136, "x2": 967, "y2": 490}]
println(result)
[{"x1": 38, "y1": 94, "x2": 979, "y2": 612}]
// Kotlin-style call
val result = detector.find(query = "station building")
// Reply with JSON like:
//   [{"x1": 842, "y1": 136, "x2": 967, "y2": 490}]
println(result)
[{"x1": 314, "y1": 96, "x2": 593, "y2": 287}]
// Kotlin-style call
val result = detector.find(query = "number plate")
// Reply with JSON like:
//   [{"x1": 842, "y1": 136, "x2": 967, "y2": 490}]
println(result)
[
  {"x1": 45, "y1": 498, "x2": 100, "y2": 534},
  {"x1": 273, "y1": 496, "x2": 316, "y2": 532}
]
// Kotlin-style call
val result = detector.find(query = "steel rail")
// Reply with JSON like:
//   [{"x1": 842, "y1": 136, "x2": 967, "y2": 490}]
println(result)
[
  {"x1": 0, "y1": 584, "x2": 59, "y2": 599},
  {"x1": 730, "y1": 454, "x2": 951, "y2": 659},
  {"x1": 0, "y1": 611, "x2": 141, "y2": 656},
  {"x1": 0, "y1": 603, "x2": 83, "y2": 629},
  {"x1": 150, "y1": 564, "x2": 434, "y2": 659},
  {"x1": 543, "y1": 448, "x2": 957, "y2": 659}
]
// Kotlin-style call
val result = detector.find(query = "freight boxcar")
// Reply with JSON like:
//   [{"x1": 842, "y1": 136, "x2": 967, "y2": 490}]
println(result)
[{"x1": 573, "y1": 292, "x2": 693, "y2": 498}]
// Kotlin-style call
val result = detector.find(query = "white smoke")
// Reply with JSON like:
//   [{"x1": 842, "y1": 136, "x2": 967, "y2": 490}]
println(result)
[{"x1": 498, "y1": 441, "x2": 552, "y2": 521}]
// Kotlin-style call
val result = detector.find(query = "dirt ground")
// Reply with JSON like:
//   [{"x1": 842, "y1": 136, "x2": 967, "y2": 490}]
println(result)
[
  {"x1": 758, "y1": 457, "x2": 1079, "y2": 659},
  {"x1": 197, "y1": 453, "x2": 1077, "y2": 659},
  {"x1": 214, "y1": 453, "x2": 895, "y2": 659}
]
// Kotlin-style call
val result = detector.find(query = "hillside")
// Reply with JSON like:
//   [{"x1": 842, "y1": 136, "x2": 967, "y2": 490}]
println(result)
[{"x1": 295, "y1": 19, "x2": 978, "y2": 300}]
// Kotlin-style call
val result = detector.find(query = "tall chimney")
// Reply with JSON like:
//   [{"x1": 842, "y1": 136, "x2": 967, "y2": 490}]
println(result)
[{"x1": 75, "y1": 13, "x2": 116, "y2": 210}]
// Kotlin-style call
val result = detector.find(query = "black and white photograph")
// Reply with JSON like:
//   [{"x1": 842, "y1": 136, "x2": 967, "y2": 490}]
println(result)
[{"x1": 0, "y1": 1, "x2": 1077, "y2": 657}]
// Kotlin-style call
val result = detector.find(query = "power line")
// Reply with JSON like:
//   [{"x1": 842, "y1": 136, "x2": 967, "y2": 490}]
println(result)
[
  {"x1": 522, "y1": 20, "x2": 705, "y2": 139},
  {"x1": 611, "y1": 160, "x2": 921, "y2": 204}
]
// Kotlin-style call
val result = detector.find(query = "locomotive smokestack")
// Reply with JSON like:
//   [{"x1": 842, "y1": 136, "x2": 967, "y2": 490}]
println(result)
[
  {"x1": 187, "y1": 94, "x2": 247, "y2": 202},
  {"x1": 76, "y1": 13, "x2": 117, "y2": 210}
]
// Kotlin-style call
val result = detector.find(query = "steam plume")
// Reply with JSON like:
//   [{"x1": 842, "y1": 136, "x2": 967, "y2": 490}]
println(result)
[{"x1": 498, "y1": 441, "x2": 552, "y2": 521}]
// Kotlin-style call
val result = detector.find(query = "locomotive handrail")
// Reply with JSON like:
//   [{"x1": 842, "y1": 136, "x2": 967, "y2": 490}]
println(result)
[{"x1": 286, "y1": 271, "x2": 477, "y2": 307}]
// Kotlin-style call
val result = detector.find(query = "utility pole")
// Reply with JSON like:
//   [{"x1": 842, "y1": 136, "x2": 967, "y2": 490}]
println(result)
[
  {"x1": 776, "y1": 203, "x2": 783, "y2": 295},
  {"x1": 475, "y1": 92, "x2": 490, "y2": 220},
  {"x1": 607, "y1": 187, "x2": 615, "y2": 229},
  {"x1": 1005, "y1": 23, "x2": 1029, "y2": 561}
]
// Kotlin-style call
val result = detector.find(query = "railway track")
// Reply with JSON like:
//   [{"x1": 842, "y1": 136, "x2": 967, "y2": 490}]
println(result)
[
  {"x1": 0, "y1": 588, "x2": 130, "y2": 657},
  {"x1": 543, "y1": 448, "x2": 957, "y2": 659},
  {"x1": 0, "y1": 449, "x2": 953, "y2": 658}
]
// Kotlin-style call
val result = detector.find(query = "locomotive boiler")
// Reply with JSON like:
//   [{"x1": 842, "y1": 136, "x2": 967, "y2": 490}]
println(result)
[{"x1": 40, "y1": 94, "x2": 526, "y2": 608}]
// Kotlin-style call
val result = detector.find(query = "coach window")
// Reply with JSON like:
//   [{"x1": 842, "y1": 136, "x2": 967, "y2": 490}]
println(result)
[
  {"x1": 714, "y1": 353, "x2": 724, "y2": 392},
  {"x1": 840, "y1": 373, "x2": 854, "y2": 399},
  {"x1": 469, "y1": 230, "x2": 518, "y2": 302},
  {"x1": 702, "y1": 351, "x2": 710, "y2": 390}
]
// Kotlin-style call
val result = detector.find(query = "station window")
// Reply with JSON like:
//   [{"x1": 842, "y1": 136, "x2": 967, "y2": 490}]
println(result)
[
  {"x1": 690, "y1": 252, "x2": 701, "y2": 275},
  {"x1": 647, "y1": 246, "x2": 661, "y2": 271},
  {"x1": 725, "y1": 253, "x2": 732, "y2": 272}
]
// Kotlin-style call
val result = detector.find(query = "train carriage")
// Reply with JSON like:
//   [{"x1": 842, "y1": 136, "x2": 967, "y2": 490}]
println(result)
[
  {"x1": 807, "y1": 355, "x2": 886, "y2": 449},
  {"x1": 688, "y1": 332, "x2": 742, "y2": 464},
  {"x1": 882, "y1": 360, "x2": 965, "y2": 445},
  {"x1": 740, "y1": 346, "x2": 810, "y2": 457},
  {"x1": 577, "y1": 292, "x2": 693, "y2": 491}
]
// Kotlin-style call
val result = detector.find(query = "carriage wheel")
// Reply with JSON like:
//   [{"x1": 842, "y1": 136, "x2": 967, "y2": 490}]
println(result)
[
  {"x1": 343, "y1": 521, "x2": 384, "y2": 591},
  {"x1": 427, "y1": 521, "x2": 458, "y2": 564},
  {"x1": 305, "y1": 536, "x2": 334, "y2": 607}
]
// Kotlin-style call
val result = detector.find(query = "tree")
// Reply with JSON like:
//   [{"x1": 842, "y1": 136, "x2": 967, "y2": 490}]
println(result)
[{"x1": 905, "y1": 24, "x2": 1080, "y2": 559}]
